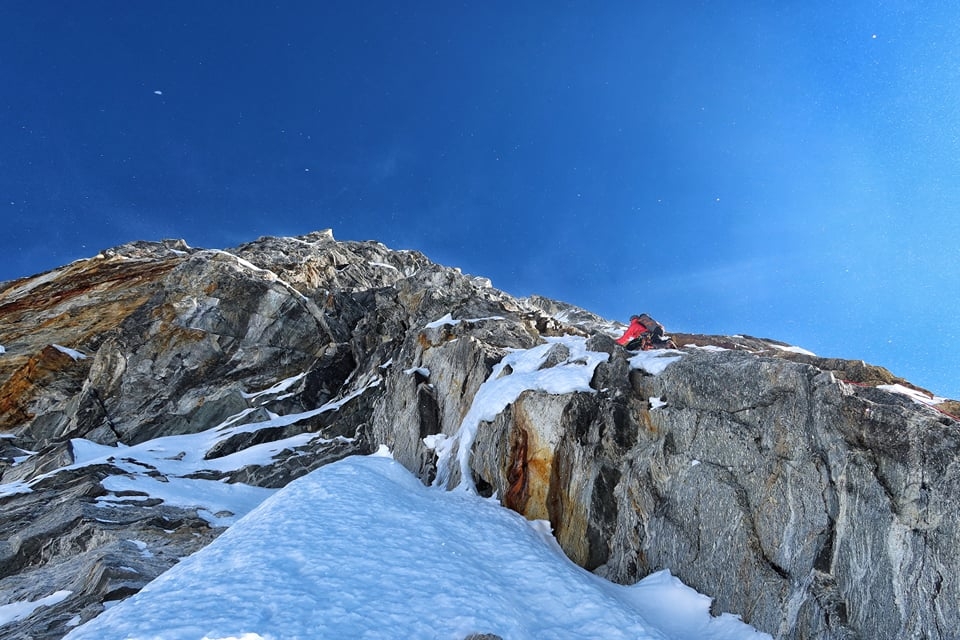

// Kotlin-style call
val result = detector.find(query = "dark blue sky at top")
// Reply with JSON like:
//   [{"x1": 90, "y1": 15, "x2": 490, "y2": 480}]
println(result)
[{"x1": 2, "y1": 2, "x2": 959, "y2": 398}]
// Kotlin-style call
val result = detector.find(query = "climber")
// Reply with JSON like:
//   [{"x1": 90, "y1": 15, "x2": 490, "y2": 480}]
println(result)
[{"x1": 615, "y1": 314, "x2": 676, "y2": 350}]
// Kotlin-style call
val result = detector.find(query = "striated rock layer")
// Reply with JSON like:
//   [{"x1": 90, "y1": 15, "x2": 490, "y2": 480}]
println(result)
[{"x1": 0, "y1": 230, "x2": 956, "y2": 639}]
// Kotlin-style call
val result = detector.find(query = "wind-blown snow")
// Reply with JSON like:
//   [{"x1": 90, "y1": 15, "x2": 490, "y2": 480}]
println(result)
[
  {"x1": 64, "y1": 454, "x2": 769, "y2": 640},
  {"x1": 430, "y1": 335, "x2": 608, "y2": 492}
]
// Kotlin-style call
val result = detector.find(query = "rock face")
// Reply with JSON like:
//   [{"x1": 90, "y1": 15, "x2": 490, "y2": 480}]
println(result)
[{"x1": 1, "y1": 230, "x2": 957, "y2": 640}]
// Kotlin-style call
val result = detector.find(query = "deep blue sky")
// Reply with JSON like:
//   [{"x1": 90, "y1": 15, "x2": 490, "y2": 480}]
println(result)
[{"x1": 3, "y1": 2, "x2": 958, "y2": 398}]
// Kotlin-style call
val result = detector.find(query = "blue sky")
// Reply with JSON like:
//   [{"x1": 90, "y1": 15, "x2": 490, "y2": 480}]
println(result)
[{"x1": 2, "y1": 2, "x2": 958, "y2": 398}]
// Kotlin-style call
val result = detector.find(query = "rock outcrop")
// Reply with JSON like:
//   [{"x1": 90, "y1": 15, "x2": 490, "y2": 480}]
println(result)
[{"x1": 1, "y1": 231, "x2": 956, "y2": 639}]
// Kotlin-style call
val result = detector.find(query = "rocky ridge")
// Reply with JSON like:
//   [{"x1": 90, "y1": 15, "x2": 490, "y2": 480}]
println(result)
[{"x1": 0, "y1": 230, "x2": 957, "y2": 639}]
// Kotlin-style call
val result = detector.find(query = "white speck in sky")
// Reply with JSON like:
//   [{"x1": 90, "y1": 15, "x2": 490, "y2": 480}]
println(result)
[
  {"x1": 872, "y1": 34, "x2": 878, "y2": 39},
  {"x1": 153, "y1": 90, "x2": 163, "y2": 95}
]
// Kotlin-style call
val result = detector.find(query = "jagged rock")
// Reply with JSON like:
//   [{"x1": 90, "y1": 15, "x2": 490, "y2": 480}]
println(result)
[{"x1": 1, "y1": 231, "x2": 957, "y2": 640}]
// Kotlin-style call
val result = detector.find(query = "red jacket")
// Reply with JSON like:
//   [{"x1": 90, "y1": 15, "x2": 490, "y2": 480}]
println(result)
[{"x1": 615, "y1": 317, "x2": 650, "y2": 345}]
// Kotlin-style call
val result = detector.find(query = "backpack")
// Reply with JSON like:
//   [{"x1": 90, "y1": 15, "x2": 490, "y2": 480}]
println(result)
[{"x1": 635, "y1": 314, "x2": 664, "y2": 339}]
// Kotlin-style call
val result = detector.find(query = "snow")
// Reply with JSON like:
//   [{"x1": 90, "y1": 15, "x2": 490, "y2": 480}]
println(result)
[
  {"x1": 64, "y1": 454, "x2": 769, "y2": 640},
  {"x1": 99, "y1": 474, "x2": 275, "y2": 527},
  {"x1": 368, "y1": 260, "x2": 399, "y2": 271},
  {"x1": 424, "y1": 312, "x2": 506, "y2": 329},
  {"x1": 404, "y1": 366, "x2": 430, "y2": 376},
  {"x1": 769, "y1": 343, "x2": 816, "y2": 356},
  {"x1": 240, "y1": 372, "x2": 306, "y2": 400},
  {"x1": 430, "y1": 335, "x2": 609, "y2": 492},
  {"x1": 52, "y1": 343, "x2": 87, "y2": 360},
  {"x1": 649, "y1": 396, "x2": 668, "y2": 409},
  {"x1": 0, "y1": 590, "x2": 72, "y2": 627},
  {"x1": 629, "y1": 349, "x2": 683, "y2": 375},
  {"x1": 212, "y1": 249, "x2": 312, "y2": 304},
  {"x1": 878, "y1": 383, "x2": 946, "y2": 406},
  {"x1": 425, "y1": 312, "x2": 458, "y2": 328},
  {"x1": 3, "y1": 326, "x2": 774, "y2": 639},
  {"x1": 686, "y1": 344, "x2": 728, "y2": 352},
  {"x1": 127, "y1": 539, "x2": 154, "y2": 558},
  {"x1": 0, "y1": 344, "x2": 5, "y2": 354},
  {"x1": 0, "y1": 380, "x2": 376, "y2": 514}
]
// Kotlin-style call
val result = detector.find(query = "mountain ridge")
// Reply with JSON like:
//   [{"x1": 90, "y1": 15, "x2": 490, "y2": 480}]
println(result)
[{"x1": 1, "y1": 230, "x2": 957, "y2": 639}]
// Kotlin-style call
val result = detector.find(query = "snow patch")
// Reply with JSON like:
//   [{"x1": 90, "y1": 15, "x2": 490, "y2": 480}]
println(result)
[
  {"x1": 98, "y1": 475, "x2": 274, "y2": 526},
  {"x1": 770, "y1": 343, "x2": 817, "y2": 356},
  {"x1": 425, "y1": 312, "x2": 457, "y2": 328},
  {"x1": 4, "y1": 381, "x2": 375, "y2": 516},
  {"x1": 649, "y1": 396, "x2": 668, "y2": 409},
  {"x1": 878, "y1": 383, "x2": 946, "y2": 406},
  {"x1": 629, "y1": 349, "x2": 683, "y2": 375},
  {"x1": 403, "y1": 366, "x2": 430, "y2": 377},
  {"x1": 52, "y1": 344, "x2": 87, "y2": 360},
  {"x1": 212, "y1": 249, "x2": 311, "y2": 304},
  {"x1": 127, "y1": 539, "x2": 154, "y2": 558},
  {"x1": 424, "y1": 313, "x2": 506, "y2": 329},
  {"x1": 686, "y1": 344, "x2": 728, "y2": 352},
  {"x1": 0, "y1": 480, "x2": 32, "y2": 498},
  {"x1": 241, "y1": 372, "x2": 306, "y2": 399},
  {"x1": 0, "y1": 590, "x2": 72, "y2": 627}
]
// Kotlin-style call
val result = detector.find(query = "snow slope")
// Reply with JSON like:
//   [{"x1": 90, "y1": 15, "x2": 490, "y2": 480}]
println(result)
[{"x1": 65, "y1": 451, "x2": 770, "y2": 640}]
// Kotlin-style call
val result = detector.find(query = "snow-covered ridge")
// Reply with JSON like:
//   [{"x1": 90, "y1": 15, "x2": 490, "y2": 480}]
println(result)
[{"x1": 63, "y1": 454, "x2": 770, "y2": 640}]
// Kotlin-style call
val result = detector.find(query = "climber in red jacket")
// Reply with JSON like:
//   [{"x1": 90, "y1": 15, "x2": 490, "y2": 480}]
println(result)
[{"x1": 616, "y1": 314, "x2": 675, "y2": 350}]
